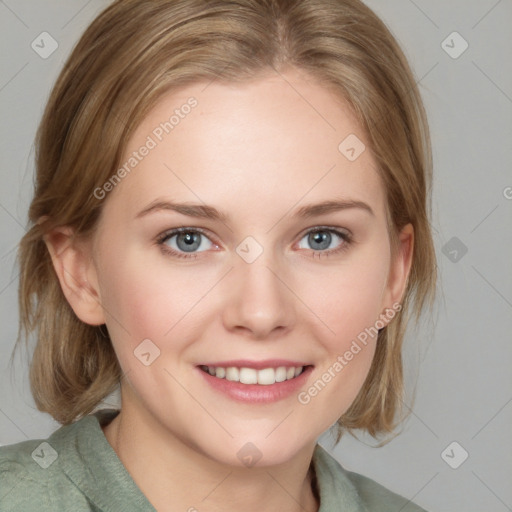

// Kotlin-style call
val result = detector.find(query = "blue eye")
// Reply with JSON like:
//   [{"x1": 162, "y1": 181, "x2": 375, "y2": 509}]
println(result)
[
  {"x1": 157, "y1": 226, "x2": 352, "y2": 260},
  {"x1": 157, "y1": 228, "x2": 214, "y2": 258},
  {"x1": 297, "y1": 228, "x2": 351, "y2": 255}
]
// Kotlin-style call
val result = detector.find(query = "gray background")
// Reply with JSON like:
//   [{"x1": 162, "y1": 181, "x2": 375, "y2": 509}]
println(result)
[{"x1": 1, "y1": 1, "x2": 511, "y2": 511}]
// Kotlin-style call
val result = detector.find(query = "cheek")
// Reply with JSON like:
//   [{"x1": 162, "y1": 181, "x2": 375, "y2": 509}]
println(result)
[
  {"x1": 310, "y1": 246, "x2": 390, "y2": 347},
  {"x1": 297, "y1": 243, "x2": 390, "y2": 418},
  {"x1": 96, "y1": 251, "x2": 218, "y2": 358}
]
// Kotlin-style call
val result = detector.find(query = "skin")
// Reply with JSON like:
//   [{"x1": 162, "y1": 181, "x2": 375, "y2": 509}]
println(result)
[{"x1": 46, "y1": 67, "x2": 413, "y2": 512}]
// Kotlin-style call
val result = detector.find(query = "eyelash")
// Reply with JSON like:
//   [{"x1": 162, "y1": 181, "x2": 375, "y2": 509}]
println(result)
[{"x1": 155, "y1": 226, "x2": 353, "y2": 260}]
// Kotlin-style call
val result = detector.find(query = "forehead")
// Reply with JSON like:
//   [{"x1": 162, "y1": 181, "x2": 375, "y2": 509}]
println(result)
[{"x1": 106, "y1": 69, "x2": 386, "y2": 221}]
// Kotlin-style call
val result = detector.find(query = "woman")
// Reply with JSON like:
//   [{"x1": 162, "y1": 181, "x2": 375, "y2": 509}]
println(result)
[{"x1": 1, "y1": 1, "x2": 436, "y2": 510}]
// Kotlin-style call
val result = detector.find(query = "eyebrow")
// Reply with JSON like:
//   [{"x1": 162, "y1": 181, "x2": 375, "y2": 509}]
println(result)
[{"x1": 135, "y1": 198, "x2": 374, "y2": 221}]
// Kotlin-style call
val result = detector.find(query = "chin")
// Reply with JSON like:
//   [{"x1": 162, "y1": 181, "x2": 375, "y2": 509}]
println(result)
[{"x1": 206, "y1": 428, "x2": 315, "y2": 469}]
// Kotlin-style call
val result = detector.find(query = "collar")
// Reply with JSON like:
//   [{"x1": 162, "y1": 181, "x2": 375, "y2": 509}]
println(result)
[
  {"x1": 312, "y1": 443, "x2": 368, "y2": 512},
  {"x1": 53, "y1": 409, "x2": 367, "y2": 511},
  {"x1": 52, "y1": 408, "x2": 154, "y2": 511}
]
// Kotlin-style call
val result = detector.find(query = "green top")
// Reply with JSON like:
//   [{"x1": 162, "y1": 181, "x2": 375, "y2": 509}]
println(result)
[{"x1": 0, "y1": 409, "x2": 426, "y2": 511}]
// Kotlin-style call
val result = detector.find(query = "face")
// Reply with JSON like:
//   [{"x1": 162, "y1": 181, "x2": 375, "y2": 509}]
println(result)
[{"x1": 77, "y1": 68, "x2": 411, "y2": 467}]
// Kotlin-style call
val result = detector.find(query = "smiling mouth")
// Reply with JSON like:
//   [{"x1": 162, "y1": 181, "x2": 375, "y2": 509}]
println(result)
[{"x1": 199, "y1": 365, "x2": 312, "y2": 385}]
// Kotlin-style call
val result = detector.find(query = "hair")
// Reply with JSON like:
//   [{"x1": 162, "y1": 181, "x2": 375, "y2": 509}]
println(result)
[{"x1": 16, "y1": 0, "x2": 436, "y2": 439}]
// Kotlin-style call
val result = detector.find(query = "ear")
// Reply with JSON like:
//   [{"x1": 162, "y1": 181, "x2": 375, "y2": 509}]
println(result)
[
  {"x1": 381, "y1": 223, "x2": 414, "y2": 310},
  {"x1": 44, "y1": 227, "x2": 106, "y2": 326}
]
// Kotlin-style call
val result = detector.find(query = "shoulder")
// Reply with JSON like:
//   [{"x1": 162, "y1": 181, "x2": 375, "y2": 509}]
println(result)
[
  {"x1": 312, "y1": 443, "x2": 428, "y2": 512},
  {"x1": 344, "y1": 470, "x2": 428, "y2": 512},
  {"x1": 0, "y1": 417, "x2": 101, "y2": 511},
  {"x1": 0, "y1": 437, "x2": 58, "y2": 510}
]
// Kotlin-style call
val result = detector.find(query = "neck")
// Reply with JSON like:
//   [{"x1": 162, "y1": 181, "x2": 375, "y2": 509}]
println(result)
[{"x1": 102, "y1": 401, "x2": 319, "y2": 512}]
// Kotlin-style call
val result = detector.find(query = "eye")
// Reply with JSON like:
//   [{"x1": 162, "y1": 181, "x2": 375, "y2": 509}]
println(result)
[
  {"x1": 297, "y1": 227, "x2": 352, "y2": 256},
  {"x1": 157, "y1": 228, "x2": 216, "y2": 258},
  {"x1": 156, "y1": 226, "x2": 352, "y2": 260}
]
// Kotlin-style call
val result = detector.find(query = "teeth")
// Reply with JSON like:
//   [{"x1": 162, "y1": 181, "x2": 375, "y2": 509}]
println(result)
[
  {"x1": 225, "y1": 367, "x2": 239, "y2": 381},
  {"x1": 202, "y1": 365, "x2": 305, "y2": 385},
  {"x1": 275, "y1": 366, "x2": 287, "y2": 382},
  {"x1": 239, "y1": 367, "x2": 258, "y2": 384},
  {"x1": 258, "y1": 368, "x2": 276, "y2": 385}
]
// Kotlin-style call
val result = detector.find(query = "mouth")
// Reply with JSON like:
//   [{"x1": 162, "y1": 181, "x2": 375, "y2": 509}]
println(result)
[
  {"x1": 196, "y1": 360, "x2": 314, "y2": 403},
  {"x1": 198, "y1": 363, "x2": 313, "y2": 385}
]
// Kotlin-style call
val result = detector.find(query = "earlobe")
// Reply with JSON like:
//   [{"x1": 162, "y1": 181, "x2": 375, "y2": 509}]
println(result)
[
  {"x1": 44, "y1": 227, "x2": 106, "y2": 326},
  {"x1": 383, "y1": 223, "x2": 414, "y2": 310}
]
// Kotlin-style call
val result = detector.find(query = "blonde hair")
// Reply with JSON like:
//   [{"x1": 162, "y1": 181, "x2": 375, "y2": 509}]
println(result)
[{"x1": 16, "y1": 0, "x2": 436, "y2": 438}]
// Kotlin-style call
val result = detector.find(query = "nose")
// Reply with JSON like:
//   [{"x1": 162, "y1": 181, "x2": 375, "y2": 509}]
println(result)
[{"x1": 221, "y1": 253, "x2": 296, "y2": 340}]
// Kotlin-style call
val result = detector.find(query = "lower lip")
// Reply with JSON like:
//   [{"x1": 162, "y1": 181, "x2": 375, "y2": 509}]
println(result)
[{"x1": 196, "y1": 366, "x2": 314, "y2": 403}]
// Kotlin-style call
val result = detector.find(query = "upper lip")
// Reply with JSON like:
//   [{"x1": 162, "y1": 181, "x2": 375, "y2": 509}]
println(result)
[{"x1": 198, "y1": 359, "x2": 312, "y2": 370}]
